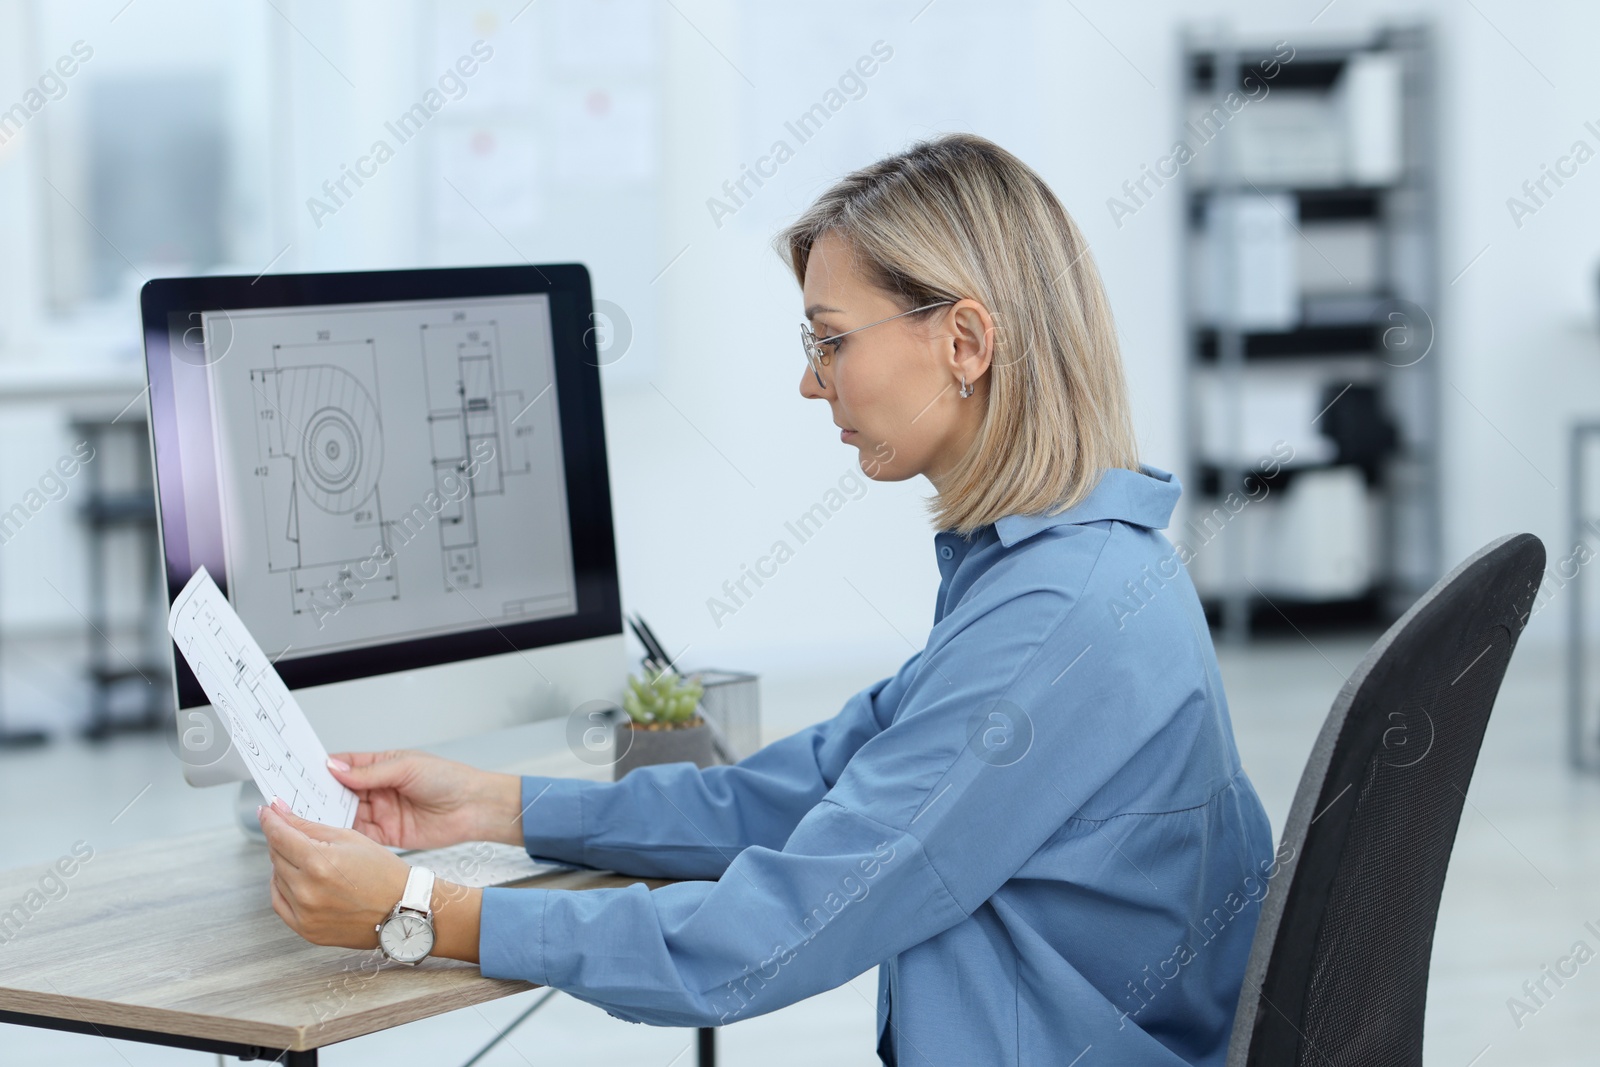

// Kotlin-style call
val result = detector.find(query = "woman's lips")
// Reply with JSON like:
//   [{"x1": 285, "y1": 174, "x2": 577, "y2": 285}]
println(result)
[{"x1": 840, "y1": 429, "x2": 858, "y2": 442}]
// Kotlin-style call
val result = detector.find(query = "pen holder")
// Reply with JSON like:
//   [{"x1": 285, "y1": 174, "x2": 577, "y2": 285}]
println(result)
[
  {"x1": 694, "y1": 669, "x2": 761, "y2": 760},
  {"x1": 610, "y1": 668, "x2": 760, "y2": 780}
]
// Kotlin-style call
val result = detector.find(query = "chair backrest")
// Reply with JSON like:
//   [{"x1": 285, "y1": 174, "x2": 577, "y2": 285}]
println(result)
[{"x1": 1226, "y1": 533, "x2": 1546, "y2": 1067}]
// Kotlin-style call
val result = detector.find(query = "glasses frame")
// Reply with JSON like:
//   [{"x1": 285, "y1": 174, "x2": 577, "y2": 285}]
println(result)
[{"x1": 800, "y1": 299, "x2": 956, "y2": 388}]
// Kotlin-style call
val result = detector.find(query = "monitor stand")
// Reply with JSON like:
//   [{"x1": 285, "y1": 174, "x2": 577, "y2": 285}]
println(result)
[{"x1": 234, "y1": 779, "x2": 268, "y2": 844}]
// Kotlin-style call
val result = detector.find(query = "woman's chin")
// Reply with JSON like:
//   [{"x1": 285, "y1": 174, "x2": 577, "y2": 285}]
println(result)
[{"x1": 857, "y1": 454, "x2": 907, "y2": 482}]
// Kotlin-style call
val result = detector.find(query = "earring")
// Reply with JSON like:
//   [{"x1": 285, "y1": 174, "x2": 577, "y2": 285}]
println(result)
[{"x1": 959, "y1": 375, "x2": 973, "y2": 399}]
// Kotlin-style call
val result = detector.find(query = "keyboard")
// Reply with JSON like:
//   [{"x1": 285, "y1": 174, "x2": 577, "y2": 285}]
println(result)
[{"x1": 401, "y1": 840, "x2": 574, "y2": 888}]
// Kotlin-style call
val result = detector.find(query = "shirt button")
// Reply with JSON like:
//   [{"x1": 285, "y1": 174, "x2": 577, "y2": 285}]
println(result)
[{"x1": 939, "y1": 545, "x2": 954, "y2": 561}]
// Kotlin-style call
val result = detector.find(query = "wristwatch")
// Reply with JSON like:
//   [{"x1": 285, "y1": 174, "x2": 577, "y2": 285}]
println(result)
[{"x1": 376, "y1": 866, "x2": 436, "y2": 965}]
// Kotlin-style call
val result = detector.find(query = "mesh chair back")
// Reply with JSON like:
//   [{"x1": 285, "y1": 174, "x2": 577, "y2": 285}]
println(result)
[{"x1": 1227, "y1": 533, "x2": 1546, "y2": 1066}]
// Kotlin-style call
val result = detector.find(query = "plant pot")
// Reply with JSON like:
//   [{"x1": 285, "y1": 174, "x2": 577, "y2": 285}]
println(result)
[{"x1": 613, "y1": 718, "x2": 718, "y2": 781}]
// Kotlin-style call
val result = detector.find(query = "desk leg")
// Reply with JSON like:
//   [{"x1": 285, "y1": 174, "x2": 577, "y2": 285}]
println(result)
[
  {"x1": 697, "y1": 1026, "x2": 715, "y2": 1067},
  {"x1": 282, "y1": 1051, "x2": 318, "y2": 1065}
]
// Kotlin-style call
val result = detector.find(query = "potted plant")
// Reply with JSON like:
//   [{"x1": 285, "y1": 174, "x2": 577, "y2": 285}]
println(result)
[{"x1": 613, "y1": 669, "x2": 715, "y2": 780}]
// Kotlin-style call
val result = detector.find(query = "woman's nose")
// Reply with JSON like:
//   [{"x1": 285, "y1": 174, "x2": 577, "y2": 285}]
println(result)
[{"x1": 799, "y1": 365, "x2": 829, "y2": 400}]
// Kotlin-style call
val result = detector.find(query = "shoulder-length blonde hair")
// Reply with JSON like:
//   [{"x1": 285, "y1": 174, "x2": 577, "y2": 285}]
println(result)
[{"x1": 776, "y1": 133, "x2": 1140, "y2": 535}]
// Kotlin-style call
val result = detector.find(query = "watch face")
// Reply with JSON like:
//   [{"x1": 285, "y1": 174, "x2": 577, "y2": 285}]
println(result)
[{"x1": 380, "y1": 912, "x2": 435, "y2": 963}]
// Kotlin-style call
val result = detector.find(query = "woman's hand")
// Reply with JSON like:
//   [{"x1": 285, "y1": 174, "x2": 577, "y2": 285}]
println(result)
[
  {"x1": 323, "y1": 749, "x2": 524, "y2": 850},
  {"x1": 259, "y1": 797, "x2": 482, "y2": 962},
  {"x1": 259, "y1": 796, "x2": 409, "y2": 950}
]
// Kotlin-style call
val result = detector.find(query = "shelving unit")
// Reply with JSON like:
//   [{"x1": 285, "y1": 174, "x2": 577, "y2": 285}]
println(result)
[
  {"x1": 1179, "y1": 24, "x2": 1441, "y2": 642},
  {"x1": 72, "y1": 416, "x2": 170, "y2": 740},
  {"x1": 1569, "y1": 421, "x2": 1600, "y2": 773}
]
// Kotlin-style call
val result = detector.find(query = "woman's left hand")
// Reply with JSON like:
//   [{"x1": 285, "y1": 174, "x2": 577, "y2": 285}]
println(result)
[{"x1": 259, "y1": 796, "x2": 410, "y2": 950}]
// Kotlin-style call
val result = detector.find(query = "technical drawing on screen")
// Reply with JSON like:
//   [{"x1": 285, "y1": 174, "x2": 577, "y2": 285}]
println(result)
[{"x1": 200, "y1": 295, "x2": 577, "y2": 662}]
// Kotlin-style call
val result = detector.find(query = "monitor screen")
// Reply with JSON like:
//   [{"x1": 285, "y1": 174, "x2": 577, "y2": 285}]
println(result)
[{"x1": 142, "y1": 266, "x2": 621, "y2": 710}]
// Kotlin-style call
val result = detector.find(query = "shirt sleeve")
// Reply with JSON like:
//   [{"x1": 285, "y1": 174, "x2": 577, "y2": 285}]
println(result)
[
  {"x1": 480, "y1": 575, "x2": 1188, "y2": 1027},
  {"x1": 514, "y1": 653, "x2": 923, "y2": 881}
]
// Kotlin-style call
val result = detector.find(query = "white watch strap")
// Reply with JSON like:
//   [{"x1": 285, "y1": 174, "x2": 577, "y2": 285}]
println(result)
[{"x1": 400, "y1": 865, "x2": 435, "y2": 916}]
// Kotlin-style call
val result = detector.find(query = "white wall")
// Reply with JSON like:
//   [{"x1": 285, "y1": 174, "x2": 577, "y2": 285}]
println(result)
[
  {"x1": 0, "y1": 0, "x2": 1596, "y2": 684},
  {"x1": 622, "y1": 0, "x2": 1600, "y2": 671},
  {"x1": 1441, "y1": 3, "x2": 1600, "y2": 626}
]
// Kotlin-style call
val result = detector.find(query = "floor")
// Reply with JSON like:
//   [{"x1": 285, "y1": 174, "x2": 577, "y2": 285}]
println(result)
[{"x1": 1, "y1": 631, "x2": 1596, "y2": 1065}]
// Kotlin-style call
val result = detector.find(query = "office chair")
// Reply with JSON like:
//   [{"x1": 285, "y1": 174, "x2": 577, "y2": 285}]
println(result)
[{"x1": 1226, "y1": 533, "x2": 1546, "y2": 1066}]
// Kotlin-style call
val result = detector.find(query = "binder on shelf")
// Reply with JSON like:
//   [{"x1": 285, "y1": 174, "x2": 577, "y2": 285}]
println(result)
[
  {"x1": 1187, "y1": 466, "x2": 1376, "y2": 602},
  {"x1": 1337, "y1": 52, "x2": 1405, "y2": 185},
  {"x1": 1195, "y1": 370, "x2": 1339, "y2": 468},
  {"x1": 1295, "y1": 220, "x2": 1382, "y2": 295},
  {"x1": 1193, "y1": 192, "x2": 1299, "y2": 330},
  {"x1": 1260, "y1": 467, "x2": 1376, "y2": 600},
  {"x1": 1187, "y1": 94, "x2": 1346, "y2": 187}
]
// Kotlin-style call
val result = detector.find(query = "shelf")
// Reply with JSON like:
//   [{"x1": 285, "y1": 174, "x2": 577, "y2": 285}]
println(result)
[
  {"x1": 88, "y1": 664, "x2": 167, "y2": 685},
  {"x1": 1195, "y1": 323, "x2": 1383, "y2": 361},
  {"x1": 1187, "y1": 31, "x2": 1407, "y2": 94},
  {"x1": 1199, "y1": 589, "x2": 1389, "y2": 633},
  {"x1": 1181, "y1": 24, "x2": 1439, "y2": 643},
  {"x1": 1194, "y1": 461, "x2": 1383, "y2": 498},
  {"x1": 80, "y1": 492, "x2": 157, "y2": 527},
  {"x1": 1298, "y1": 186, "x2": 1390, "y2": 221},
  {"x1": 1188, "y1": 51, "x2": 1350, "y2": 93},
  {"x1": 1188, "y1": 185, "x2": 1387, "y2": 224}
]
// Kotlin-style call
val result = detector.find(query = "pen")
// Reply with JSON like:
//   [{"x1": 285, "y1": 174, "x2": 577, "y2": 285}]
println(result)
[
  {"x1": 625, "y1": 615, "x2": 659, "y2": 669},
  {"x1": 633, "y1": 613, "x2": 674, "y2": 670},
  {"x1": 627, "y1": 612, "x2": 738, "y2": 766}
]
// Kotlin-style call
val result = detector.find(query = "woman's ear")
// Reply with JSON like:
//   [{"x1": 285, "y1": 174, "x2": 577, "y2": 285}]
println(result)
[{"x1": 944, "y1": 298, "x2": 996, "y2": 389}]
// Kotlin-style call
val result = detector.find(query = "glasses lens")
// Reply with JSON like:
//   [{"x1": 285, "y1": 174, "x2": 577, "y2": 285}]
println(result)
[{"x1": 800, "y1": 323, "x2": 824, "y2": 385}]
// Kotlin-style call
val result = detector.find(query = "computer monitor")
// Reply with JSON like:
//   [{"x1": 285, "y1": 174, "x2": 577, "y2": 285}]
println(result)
[{"x1": 140, "y1": 265, "x2": 624, "y2": 789}]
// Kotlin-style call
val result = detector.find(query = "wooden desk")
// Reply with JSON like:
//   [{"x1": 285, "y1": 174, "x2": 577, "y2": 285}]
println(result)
[{"x1": 0, "y1": 825, "x2": 681, "y2": 1064}]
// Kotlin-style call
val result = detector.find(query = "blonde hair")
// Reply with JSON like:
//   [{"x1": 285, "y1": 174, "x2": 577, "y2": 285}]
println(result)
[{"x1": 776, "y1": 133, "x2": 1140, "y2": 535}]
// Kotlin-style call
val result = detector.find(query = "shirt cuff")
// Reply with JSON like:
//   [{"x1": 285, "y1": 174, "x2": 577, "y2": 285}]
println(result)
[
  {"x1": 479, "y1": 885, "x2": 551, "y2": 984},
  {"x1": 518, "y1": 775, "x2": 588, "y2": 866}
]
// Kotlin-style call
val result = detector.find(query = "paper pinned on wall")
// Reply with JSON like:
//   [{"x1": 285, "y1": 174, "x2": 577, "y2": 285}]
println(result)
[
  {"x1": 435, "y1": 125, "x2": 542, "y2": 246},
  {"x1": 168, "y1": 567, "x2": 358, "y2": 828},
  {"x1": 551, "y1": 86, "x2": 657, "y2": 186},
  {"x1": 550, "y1": 0, "x2": 658, "y2": 74},
  {"x1": 431, "y1": 8, "x2": 540, "y2": 112}
]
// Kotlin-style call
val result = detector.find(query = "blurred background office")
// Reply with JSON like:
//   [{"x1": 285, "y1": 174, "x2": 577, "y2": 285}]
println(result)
[{"x1": 2, "y1": 0, "x2": 1600, "y2": 1064}]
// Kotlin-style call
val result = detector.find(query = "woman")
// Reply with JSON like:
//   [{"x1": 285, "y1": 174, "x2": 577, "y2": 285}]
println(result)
[{"x1": 260, "y1": 133, "x2": 1275, "y2": 1065}]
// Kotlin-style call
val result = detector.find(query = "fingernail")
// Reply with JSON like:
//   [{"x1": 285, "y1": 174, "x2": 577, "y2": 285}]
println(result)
[
  {"x1": 256, "y1": 804, "x2": 265, "y2": 818},
  {"x1": 270, "y1": 796, "x2": 287, "y2": 811},
  {"x1": 326, "y1": 756, "x2": 350, "y2": 772}
]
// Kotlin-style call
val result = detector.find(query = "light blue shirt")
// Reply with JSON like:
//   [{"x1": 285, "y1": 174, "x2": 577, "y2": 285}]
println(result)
[{"x1": 479, "y1": 465, "x2": 1275, "y2": 1065}]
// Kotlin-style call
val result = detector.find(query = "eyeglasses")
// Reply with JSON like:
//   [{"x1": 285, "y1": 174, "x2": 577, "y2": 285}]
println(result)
[{"x1": 799, "y1": 300, "x2": 955, "y2": 389}]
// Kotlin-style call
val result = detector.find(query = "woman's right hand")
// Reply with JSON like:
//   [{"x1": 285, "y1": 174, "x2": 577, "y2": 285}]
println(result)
[{"x1": 323, "y1": 750, "x2": 524, "y2": 850}]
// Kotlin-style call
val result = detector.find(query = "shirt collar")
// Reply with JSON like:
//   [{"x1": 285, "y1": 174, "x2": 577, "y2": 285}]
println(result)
[{"x1": 992, "y1": 464, "x2": 1181, "y2": 548}]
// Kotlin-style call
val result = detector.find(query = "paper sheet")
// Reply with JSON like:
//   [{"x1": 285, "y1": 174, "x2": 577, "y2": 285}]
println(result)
[
  {"x1": 168, "y1": 567, "x2": 358, "y2": 828},
  {"x1": 551, "y1": 85, "x2": 657, "y2": 186}
]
